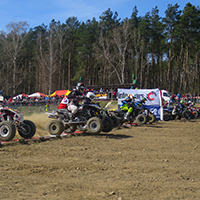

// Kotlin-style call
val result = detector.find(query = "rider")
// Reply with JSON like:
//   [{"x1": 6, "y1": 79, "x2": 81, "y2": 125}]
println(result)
[
  {"x1": 120, "y1": 94, "x2": 136, "y2": 120},
  {"x1": 186, "y1": 100, "x2": 195, "y2": 108},
  {"x1": 135, "y1": 97, "x2": 147, "y2": 107},
  {"x1": 58, "y1": 96, "x2": 69, "y2": 109},
  {"x1": 177, "y1": 93, "x2": 181, "y2": 102},
  {"x1": 82, "y1": 91, "x2": 96, "y2": 104},
  {"x1": 168, "y1": 94, "x2": 179, "y2": 115},
  {"x1": 58, "y1": 82, "x2": 86, "y2": 121}
]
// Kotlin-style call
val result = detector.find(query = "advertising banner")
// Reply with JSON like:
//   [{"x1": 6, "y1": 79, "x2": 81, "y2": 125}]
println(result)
[{"x1": 117, "y1": 88, "x2": 163, "y2": 120}]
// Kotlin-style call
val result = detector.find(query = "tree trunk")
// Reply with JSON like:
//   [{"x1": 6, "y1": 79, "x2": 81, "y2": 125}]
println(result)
[
  {"x1": 159, "y1": 55, "x2": 163, "y2": 89},
  {"x1": 12, "y1": 57, "x2": 16, "y2": 95},
  {"x1": 140, "y1": 39, "x2": 144, "y2": 89},
  {"x1": 58, "y1": 38, "x2": 63, "y2": 89},
  {"x1": 68, "y1": 52, "x2": 71, "y2": 89},
  {"x1": 195, "y1": 42, "x2": 198, "y2": 87},
  {"x1": 185, "y1": 37, "x2": 189, "y2": 91},
  {"x1": 167, "y1": 37, "x2": 172, "y2": 90}
]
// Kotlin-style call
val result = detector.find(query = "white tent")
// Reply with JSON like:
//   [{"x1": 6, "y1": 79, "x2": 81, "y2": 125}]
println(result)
[
  {"x1": 28, "y1": 92, "x2": 47, "y2": 98},
  {"x1": 13, "y1": 93, "x2": 28, "y2": 99}
]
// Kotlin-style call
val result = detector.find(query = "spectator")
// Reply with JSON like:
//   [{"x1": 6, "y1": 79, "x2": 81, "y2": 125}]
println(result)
[
  {"x1": 193, "y1": 92, "x2": 197, "y2": 103},
  {"x1": 45, "y1": 103, "x2": 50, "y2": 111},
  {"x1": 112, "y1": 89, "x2": 117, "y2": 99}
]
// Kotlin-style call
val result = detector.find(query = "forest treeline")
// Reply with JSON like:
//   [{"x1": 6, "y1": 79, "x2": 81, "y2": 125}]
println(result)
[{"x1": 0, "y1": 3, "x2": 200, "y2": 96}]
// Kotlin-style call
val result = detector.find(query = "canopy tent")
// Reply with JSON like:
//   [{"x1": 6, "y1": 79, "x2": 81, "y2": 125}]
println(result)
[
  {"x1": 28, "y1": 92, "x2": 47, "y2": 98},
  {"x1": 50, "y1": 90, "x2": 71, "y2": 97},
  {"x1": 13, "y1": 93, "x2": 28, "y2": 99}
]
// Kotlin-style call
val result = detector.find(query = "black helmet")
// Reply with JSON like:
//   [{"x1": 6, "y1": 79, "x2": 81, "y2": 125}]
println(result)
[{"x1": 76, "y1": 82, "x2": 85, "y2": 93}]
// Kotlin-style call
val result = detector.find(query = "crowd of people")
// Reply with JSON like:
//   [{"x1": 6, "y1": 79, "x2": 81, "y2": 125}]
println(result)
[
  {"x1": 1, "y1": 84, "x2": 200, "y2": 110},
  {"x1": 1, "y1": 85, "x2": 117, "y2": 109},
  {"x1": 180, "y1": 92, "x2": 200, "y2": 103}
]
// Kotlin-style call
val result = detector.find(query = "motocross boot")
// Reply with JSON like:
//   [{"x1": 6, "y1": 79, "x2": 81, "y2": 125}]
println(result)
[{"x1": 172, "y1": 107, "x2": 176, "y2": 115}]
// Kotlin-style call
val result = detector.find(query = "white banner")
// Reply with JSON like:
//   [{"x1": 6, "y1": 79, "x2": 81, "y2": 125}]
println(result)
[{"x1": 117, "y1": 88, "x2": 163, "y2": 120}]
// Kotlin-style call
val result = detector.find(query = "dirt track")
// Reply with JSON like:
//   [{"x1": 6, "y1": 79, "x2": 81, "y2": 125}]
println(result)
[{"x1": 1, "y1": 113, "x2": 200, "y2": 200}]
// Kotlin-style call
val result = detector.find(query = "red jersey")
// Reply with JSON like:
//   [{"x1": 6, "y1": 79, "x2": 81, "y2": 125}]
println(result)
[{"x1": 58, "y1": 97, "x2": 69, "y2": 109}]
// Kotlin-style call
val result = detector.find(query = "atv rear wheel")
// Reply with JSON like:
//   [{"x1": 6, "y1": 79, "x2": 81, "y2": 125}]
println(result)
[
  {"x1": 110, "y1": 115, "x2": 120, "y2": 127},
  {"x1": 0, "y1": 121, "x2": 16, "y2": 141},
  {"x1": 45, "y1": 120, "x2": 64, "y2": 136},
  {"x1": 102, "y1": 117, "x2": 113, "y2": 132},
  {"x1": 148, "y1": 114, "x2": 156, "y2": 123},
  {"x1": 182, "y1": 110, "x2": 192, "y2": 120},
  {"x1": 18, "y1": 120, "x2": 36, "y2": 139},
  {"x1": 86, "y1": 117, "x2": 103, "y2": 134},
  {"x1": 135, "y1": 114, "x2": 147, "y2": 124}
]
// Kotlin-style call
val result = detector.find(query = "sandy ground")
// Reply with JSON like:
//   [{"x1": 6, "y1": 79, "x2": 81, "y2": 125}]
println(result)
[{"x1": 1, "y1": 112, "x2": 200, "y2": 200}]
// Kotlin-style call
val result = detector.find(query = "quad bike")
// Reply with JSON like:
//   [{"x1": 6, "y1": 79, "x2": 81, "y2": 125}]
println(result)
[
  {"x1": 45, "y1": 100, "x2": 114, "y2": 136},
  {"x1": 163, "y1": 105, "x2": 193, "y2": 121},
  {"x1": 135, "y1": 104, "x2": 157, "y2": 123},
  {"x1": 0, "y1": 106, "x2": 36, "y2": 141},
  {"x1": 163, "y1": 107, "x2": 181, "y2": 121}
]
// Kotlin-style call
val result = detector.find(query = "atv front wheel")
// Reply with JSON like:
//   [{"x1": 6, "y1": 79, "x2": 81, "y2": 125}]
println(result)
[
  {"x1": 135, "y1": 114, "x2": 147, "y2": 124},
  {"x1": 0, "y1": 121, "x2": 16, "y2": 141},
  {"x1": 45, "y1": 120, "x2": 64, "y2": 136}
]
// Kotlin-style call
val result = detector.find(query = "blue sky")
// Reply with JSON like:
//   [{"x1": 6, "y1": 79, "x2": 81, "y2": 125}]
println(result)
[{"x1": 0, "y1": 0, "x2": 199, "y2": 31}]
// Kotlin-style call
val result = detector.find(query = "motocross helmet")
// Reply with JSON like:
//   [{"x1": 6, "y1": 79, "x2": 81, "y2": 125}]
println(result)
[
  {"x1": 128, "y1": 94, "x2": 135, "y2": 99},
  {"x1": 170, "y1": 94, "x2": 176, "y2": 101},
  {"x1": 180, "y1": 99, "x2": 185, "y2": 104},
  {"x1": 76, "y1": 82, "x2": 86, "y2": 93},
  {"x1": 86, "y1": 92, "x2": 95, "y2": 100}
]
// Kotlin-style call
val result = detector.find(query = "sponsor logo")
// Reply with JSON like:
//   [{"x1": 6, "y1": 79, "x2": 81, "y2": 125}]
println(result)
[{"x1": 147, "y1": 91, "x2": 157, "y2": 101}]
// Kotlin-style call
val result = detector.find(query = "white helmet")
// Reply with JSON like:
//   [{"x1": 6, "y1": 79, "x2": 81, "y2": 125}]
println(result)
[{"x1": 86, "y1": 92, "x2": 95, "y2": 100}]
